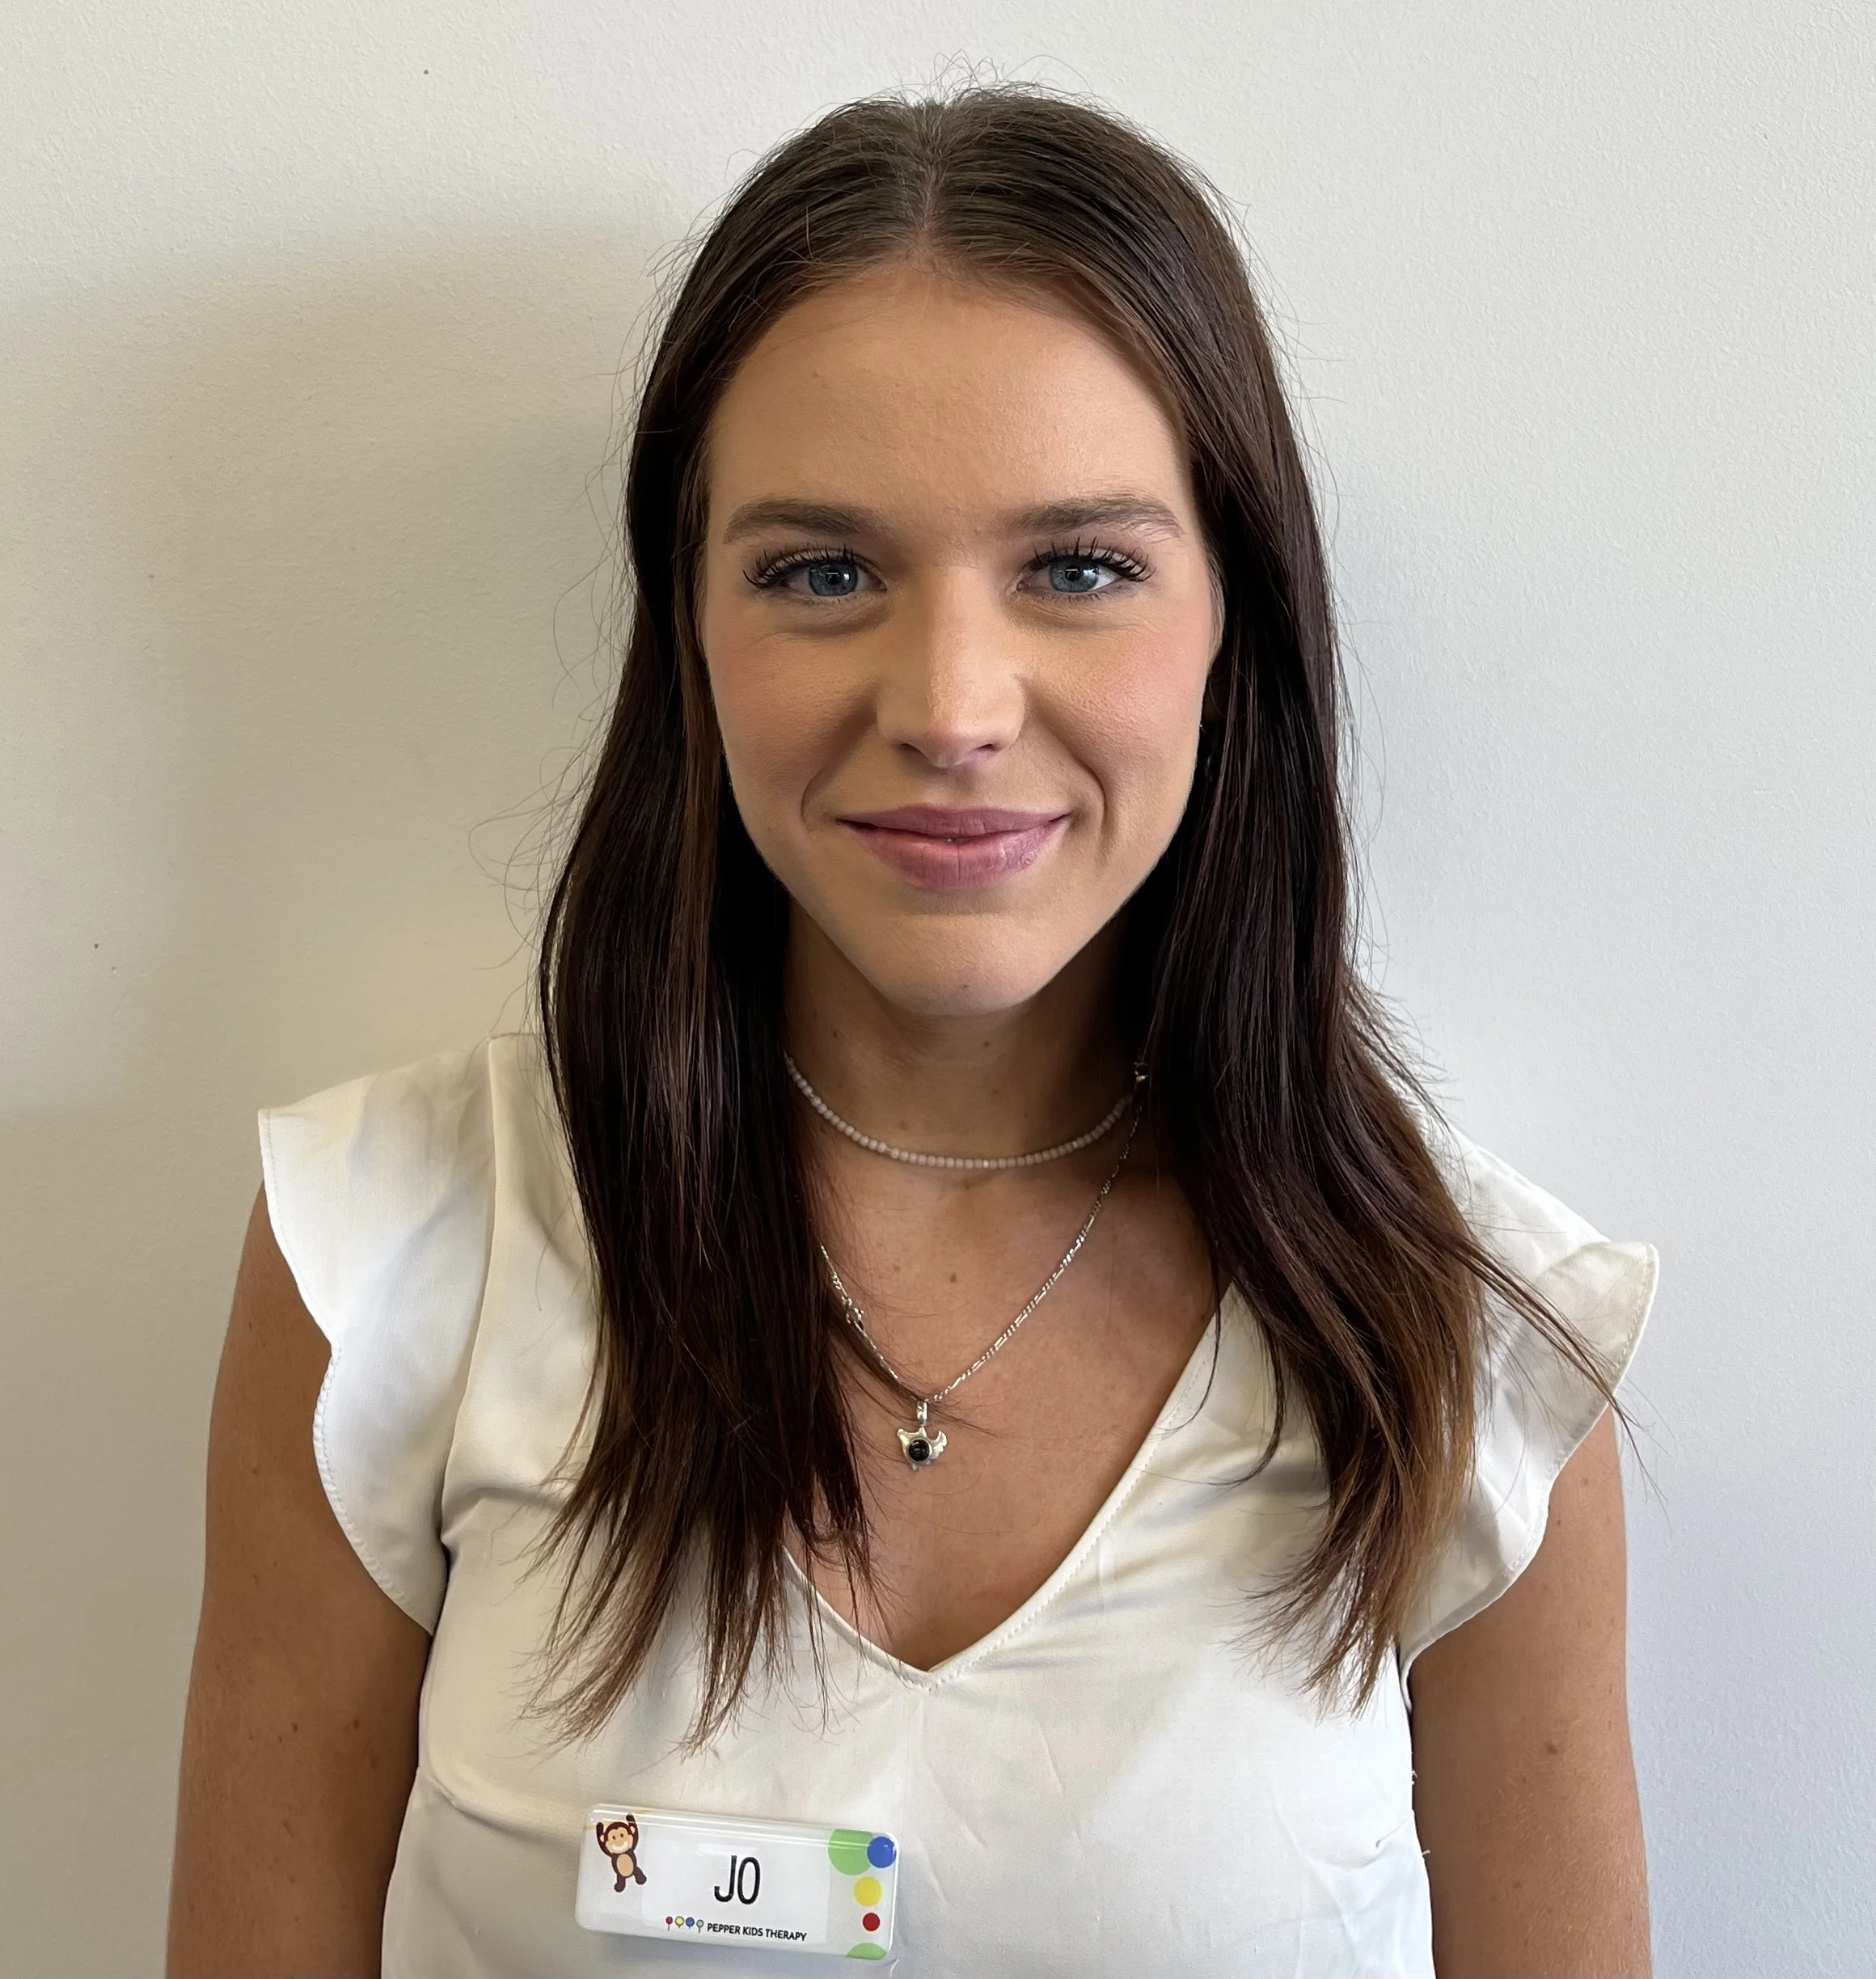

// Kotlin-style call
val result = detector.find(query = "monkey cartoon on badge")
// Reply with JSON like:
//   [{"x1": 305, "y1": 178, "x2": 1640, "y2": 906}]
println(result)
[{"x1": 596, "y1": 1814, "x2": 648, "y2": 1891}]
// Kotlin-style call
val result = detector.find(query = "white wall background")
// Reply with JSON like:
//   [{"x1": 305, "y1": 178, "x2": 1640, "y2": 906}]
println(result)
[{"x1": 2, "y1": 2, "x2": 1870, "y2": 1972}]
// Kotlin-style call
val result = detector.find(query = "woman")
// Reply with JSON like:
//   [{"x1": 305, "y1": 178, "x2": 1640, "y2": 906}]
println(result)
[{"x1": 168, "y1": 87, "x2": 1658, "y2": 1977}]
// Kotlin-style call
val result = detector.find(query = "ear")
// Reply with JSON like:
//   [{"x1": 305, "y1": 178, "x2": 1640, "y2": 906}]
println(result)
[
  {"x1": 1200, "y1": 568, "x2": 1228, "y2": 723},
  {"x1": 1201, "y1": 659, "x2": 1226, "y2": 723}
]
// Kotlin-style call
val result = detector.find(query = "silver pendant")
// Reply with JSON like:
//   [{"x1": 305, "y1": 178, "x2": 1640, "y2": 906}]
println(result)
[{"x1": 898, "y1": 1400, "x2": 947, "y2": 1471}]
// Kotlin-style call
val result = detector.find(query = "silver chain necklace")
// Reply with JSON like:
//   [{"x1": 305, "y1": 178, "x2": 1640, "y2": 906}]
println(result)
[
  {"x1": 784, "y1": 1051, "x2": 1134, "y2": 1170},
  {"x1": 817, "y1": 1095, "x2": 1144, "y2": 1471}
]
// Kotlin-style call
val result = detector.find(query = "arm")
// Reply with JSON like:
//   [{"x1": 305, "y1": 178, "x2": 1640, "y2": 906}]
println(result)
[
  {"x1": 167, "y1": 1187, "x2": 431, "y2": 1977},
  {"x1": 1409, "y1": 1410, "x2": 1650, "y2": 1979}
]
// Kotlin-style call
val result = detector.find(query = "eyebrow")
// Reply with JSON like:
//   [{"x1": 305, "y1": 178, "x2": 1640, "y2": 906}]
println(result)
[{"x1": 718, "y1": 493, "x2": 1187, "y2": 544}]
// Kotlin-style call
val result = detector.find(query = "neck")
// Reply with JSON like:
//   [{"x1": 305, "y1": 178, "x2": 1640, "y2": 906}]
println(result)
[{"x1": 781, "y1": 911, "x2": 1131, "y2": 1161}]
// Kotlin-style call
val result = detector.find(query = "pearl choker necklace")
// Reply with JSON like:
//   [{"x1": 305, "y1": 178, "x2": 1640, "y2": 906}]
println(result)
[{"x1": 782, "y1": 1051, "x2": 1139, "y2": 1171}]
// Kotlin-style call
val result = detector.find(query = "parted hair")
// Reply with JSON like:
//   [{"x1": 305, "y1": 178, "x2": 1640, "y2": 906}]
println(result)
[{"x1": 534, "y1": 83, "x2": 1612, "y2": 1745}]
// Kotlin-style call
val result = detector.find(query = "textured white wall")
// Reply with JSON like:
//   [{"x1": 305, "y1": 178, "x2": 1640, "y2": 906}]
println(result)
[{"x1": 2, "y1": 3, "x2": 1870, "y2": 1972}]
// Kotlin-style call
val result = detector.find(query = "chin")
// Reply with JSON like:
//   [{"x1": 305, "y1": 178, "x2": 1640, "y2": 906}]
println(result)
[{"x1": 846, "y1": 924, "x2": 1075, "y2": 1020}]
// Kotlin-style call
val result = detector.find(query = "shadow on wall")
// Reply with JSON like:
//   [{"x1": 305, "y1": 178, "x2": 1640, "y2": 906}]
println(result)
[{"x1": 0, "y1": 224, "x2": 662, "y2": 1977}]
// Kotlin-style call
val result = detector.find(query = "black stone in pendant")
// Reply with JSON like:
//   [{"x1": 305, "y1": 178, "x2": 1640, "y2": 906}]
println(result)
[{"x1": 897, "y1": 1422, "x2": 949, "y2": 1470}]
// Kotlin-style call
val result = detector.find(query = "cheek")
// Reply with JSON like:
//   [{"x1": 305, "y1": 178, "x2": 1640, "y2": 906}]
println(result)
[
  {"x1": 1058, "y1": 615, "x2": 1213, "y2": 842},
  {"x1": 700, "y1": 617, "x2": 851, "y2": 818}
]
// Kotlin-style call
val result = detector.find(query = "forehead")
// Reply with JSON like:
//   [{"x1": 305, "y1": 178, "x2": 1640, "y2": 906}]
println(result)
[{"x1": 704, "y1": 263, "x2": 1193, "y2": 539}]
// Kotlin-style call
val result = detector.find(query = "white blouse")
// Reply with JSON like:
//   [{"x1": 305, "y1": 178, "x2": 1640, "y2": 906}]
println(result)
[{"x1": 259, "y1": 1032, "x2": 1656, "y2": 1978}]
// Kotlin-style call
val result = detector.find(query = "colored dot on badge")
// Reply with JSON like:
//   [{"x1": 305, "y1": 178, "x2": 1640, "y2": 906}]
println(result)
[
  {"x1": 828, "y1": 1829, "x2": 873, "y2": 1875},
  {"x1": 853, "y1": 1875, "x2": 882, "y2": 1905},
  {"x1": 867, "y1": 1834, "x2": 896, "y2": 1867},
  {"x1": 863, "y1": 1911, "x2": 881, "y2": 1932}
]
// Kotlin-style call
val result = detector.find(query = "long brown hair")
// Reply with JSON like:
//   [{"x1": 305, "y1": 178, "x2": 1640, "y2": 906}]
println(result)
[{"x1": 535, "y1": 84, "x2": 1612, "y2": 1744}]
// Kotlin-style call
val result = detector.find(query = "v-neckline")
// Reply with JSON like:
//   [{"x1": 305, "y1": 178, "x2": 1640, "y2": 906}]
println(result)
[{"x1": 782, "y1": 1292, "x2": 1235, "y2": 1690}]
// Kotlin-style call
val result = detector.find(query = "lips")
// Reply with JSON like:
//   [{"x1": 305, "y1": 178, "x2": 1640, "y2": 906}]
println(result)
[{"x1": 837, "y1": 805, "x2": 1069, "y2": 891}]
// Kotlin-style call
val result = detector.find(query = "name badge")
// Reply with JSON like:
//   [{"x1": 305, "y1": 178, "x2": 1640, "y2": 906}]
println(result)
[{"x1": 577, "y1": 1803, "x2": 899, "y2": 1960}]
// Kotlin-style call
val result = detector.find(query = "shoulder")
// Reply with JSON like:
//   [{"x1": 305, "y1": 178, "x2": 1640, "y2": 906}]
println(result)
[
  {"x1": 260, "y1": 1041, "x2": 494, "y2": 1308},
  {"x1": 1429, "y1": 1120, "x2": 1604, "y2": 1271},
  {"x1": 257, "y1": 1034, "x2": 562, "y2": 1296},
  {"x1": 1413, "y1": 1110, "x2": 1658, "y2": 1370}
]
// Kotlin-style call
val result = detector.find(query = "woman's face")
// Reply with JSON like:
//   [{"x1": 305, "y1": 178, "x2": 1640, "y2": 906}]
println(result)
[{"x1": 698, "y1": 261, "x2": 1221, "y2": 1019}]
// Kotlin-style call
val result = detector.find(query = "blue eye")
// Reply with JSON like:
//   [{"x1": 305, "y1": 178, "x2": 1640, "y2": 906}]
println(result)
[
  {"x1": 1027, "y1": 541, "x2": 1150, "y2": 595},
  {"x1": 1048, "y1": 560, "x2": 1113, "y2": 594},
  {"x1": 799, "y1": 559, "x2": 861, "y2": 598}
]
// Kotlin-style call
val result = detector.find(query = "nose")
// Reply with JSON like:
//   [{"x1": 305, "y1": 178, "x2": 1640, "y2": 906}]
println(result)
[{"x1": 873, "y1": 570, "x2": 1025, "y2": 771}]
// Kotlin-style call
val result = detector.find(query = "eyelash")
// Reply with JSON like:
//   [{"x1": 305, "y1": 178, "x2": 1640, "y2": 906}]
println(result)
[
  {"x1": 746, "y1": 543, "x2": 864, "y2": 589},
  {"x1": 1036, "y1": 537, "x2": 1152, "y2": 585},
  {"x1": 744, "y1": 539, "x2": 1153, "y2": 591}
]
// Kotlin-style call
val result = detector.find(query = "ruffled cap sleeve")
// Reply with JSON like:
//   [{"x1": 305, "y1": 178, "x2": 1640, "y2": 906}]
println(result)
[
  {"x1": 257, "y1": 1042, "x2": 496, "y2": 1630},
  {"x1": 1398, "y1": 1130, "x2": 1658, "y2": 1677}
]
